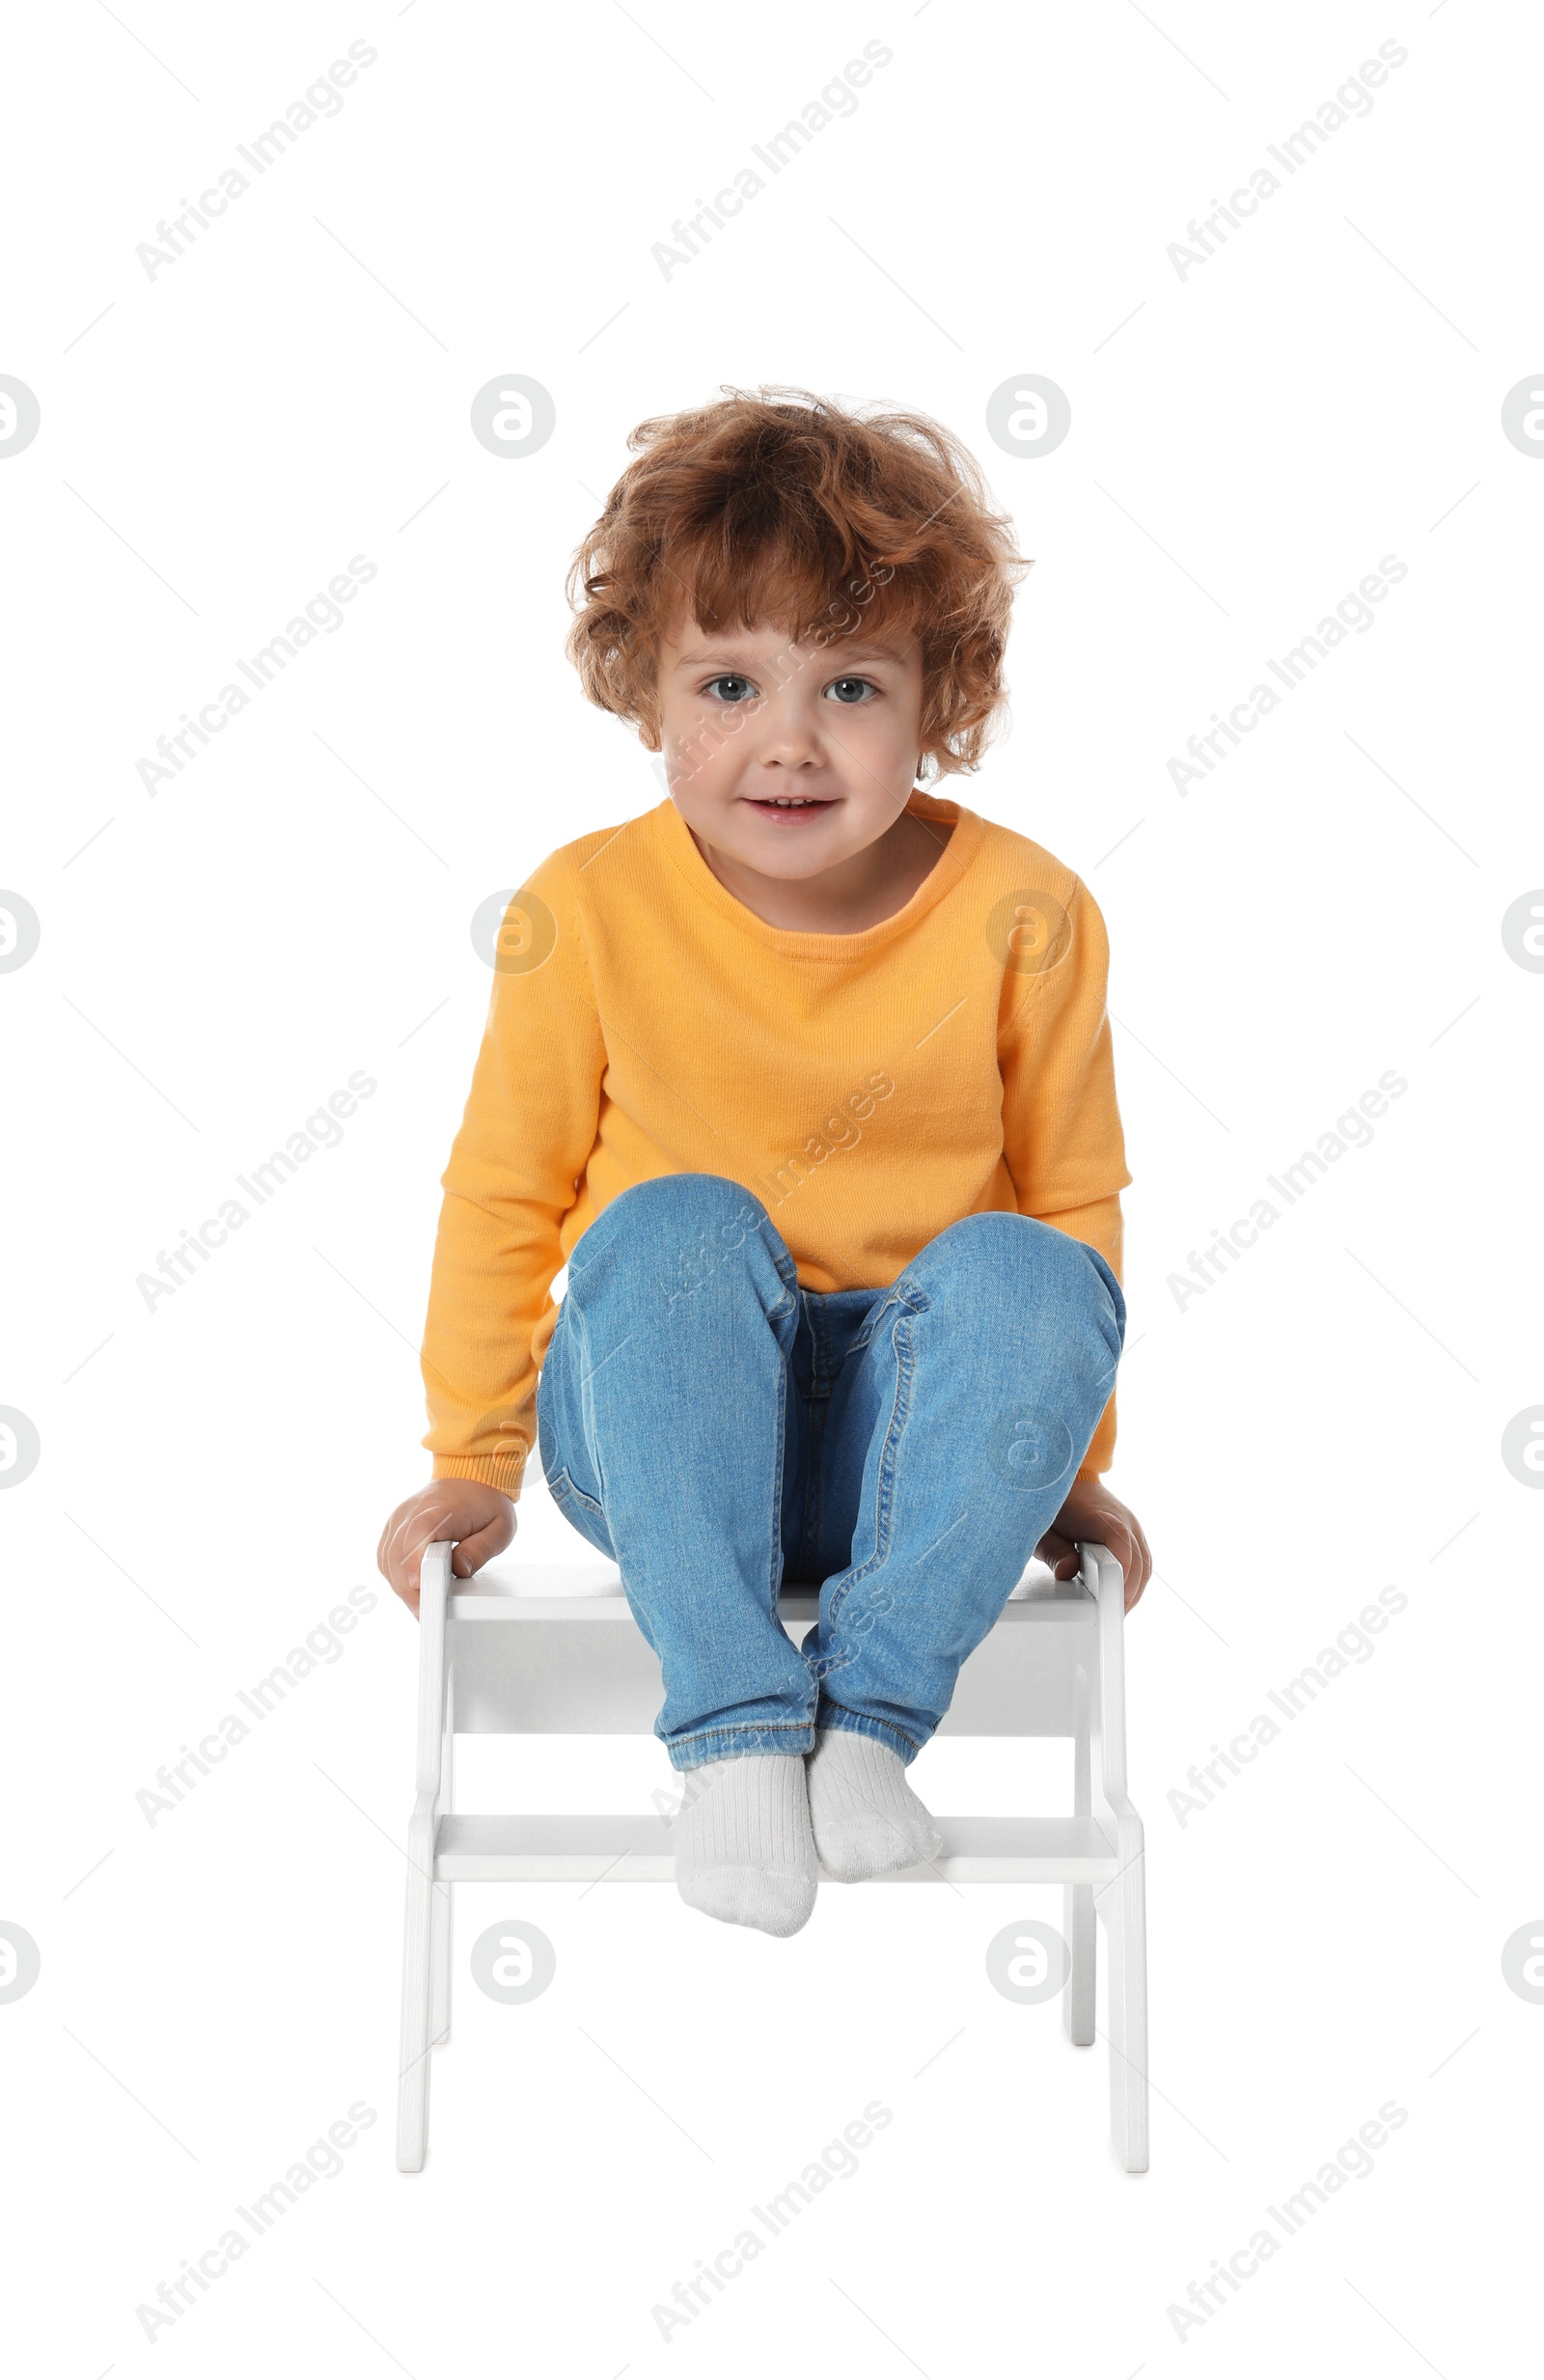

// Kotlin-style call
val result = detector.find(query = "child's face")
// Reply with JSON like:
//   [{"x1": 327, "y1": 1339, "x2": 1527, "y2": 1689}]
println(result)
[{"x1": 650, "y1": 611, "x2": 925, "y2": 879}]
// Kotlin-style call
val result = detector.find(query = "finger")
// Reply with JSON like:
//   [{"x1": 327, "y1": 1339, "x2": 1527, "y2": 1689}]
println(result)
[
  {"x1": 379, "y1": 1512, "x2": 412, "y2": 1595},
  {"x1": 1091, "y1": 1520, "x2": 1134, "y2": 1606},
  {"x1": 1121, "y1": 1518, "x2": 1150, "y2": 1605},
  {"x1": 440, "y1": 1510, "x2": 499, "y2": 1577},
  {"x1": 450, "y1": 1517, "x2": 508, "y2": 1578},
  {"x1": 1119, "y1": 1530, "x2": 1147, "y2": 1612},
  {"x1": 400, "y1": 1527, "x2": 427, "y2": 1595},
  {"x1": 384, "y1": 1548, "x2": 418, "y2": 1614},
  {"x1": 403, "y1": 1510, "x2": 459, "y2": 1592},
  {"x1": 376, "y1": 1502, "x2": 411, "y2": 1583},
  {"x1": 380, "y1": 1512, "x2": 427, "y2": 1599},
  {"x1": 1035, "y1": 1529, "x2": 1079, "y2": 1580},
  {"x1": 397, "y1": 1508, "x2": 441, "y2": 1582},
  {"x1": 387, "y1": 1526, "x2": 424, "y2": 1608}
]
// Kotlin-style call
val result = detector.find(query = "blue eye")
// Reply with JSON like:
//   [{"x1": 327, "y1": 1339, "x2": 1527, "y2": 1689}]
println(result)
[
  {"x1": 826, "y1": 677, "x2": 876, "y2": 705},
  {"x1": 703, "y1": 675, "x2": 756, "y2": 703}
]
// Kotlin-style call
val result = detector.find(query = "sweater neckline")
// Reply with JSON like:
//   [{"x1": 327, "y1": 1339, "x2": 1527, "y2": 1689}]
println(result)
[{"x1": 652, "y1": 788, "x2": 985, "y2": 956}]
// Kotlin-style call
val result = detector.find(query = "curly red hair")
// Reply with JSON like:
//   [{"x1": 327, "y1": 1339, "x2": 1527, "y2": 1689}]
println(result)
[{"x1": 565, "y1": 385, "x2": 1031, "y2": 780}]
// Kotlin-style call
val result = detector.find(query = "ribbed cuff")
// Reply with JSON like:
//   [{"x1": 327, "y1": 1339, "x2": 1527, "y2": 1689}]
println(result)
[{"x1": 431, "y1": 1452, "x2": 525, "y2": 1501}]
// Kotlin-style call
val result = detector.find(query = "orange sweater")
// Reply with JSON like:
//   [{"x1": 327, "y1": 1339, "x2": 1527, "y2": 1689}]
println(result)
[{"x1": 423, "y1": 789, "x2": 1131, "y2": 1501}]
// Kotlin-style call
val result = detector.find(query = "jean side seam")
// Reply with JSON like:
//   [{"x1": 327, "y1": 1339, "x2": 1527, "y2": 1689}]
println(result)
[
  {"x1": 801, "y1": 1362, "x2": 827, "y2": 1582},
  {"x1": 767, "y1": 1315, "x2": 788, "y2": 1620},
  {"x1": 812, "y1": 1301, "x2": 916, "y2": 1681},
  {"x1": 564, "y1": 1292, "x2": 611, "y2": 1516}
]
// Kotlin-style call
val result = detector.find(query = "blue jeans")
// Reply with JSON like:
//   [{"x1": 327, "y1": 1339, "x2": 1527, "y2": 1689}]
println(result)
[{"x1": 536, "y1": 1174, "x2": 1124, "y2": 1771}]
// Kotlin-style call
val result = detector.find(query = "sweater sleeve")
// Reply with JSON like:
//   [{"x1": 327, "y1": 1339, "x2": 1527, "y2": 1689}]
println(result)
[
  {"x1": 420, "y1": 853, "x2": 605, "y2": 1501},
  {"x1": 997, "y1": 874, "x2": 1132, "y2": 1481}
]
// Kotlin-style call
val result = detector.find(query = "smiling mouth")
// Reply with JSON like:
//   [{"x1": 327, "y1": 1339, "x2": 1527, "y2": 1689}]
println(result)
[{"x1": 742, "y1": 793, "x2": 837, "y2": 814}]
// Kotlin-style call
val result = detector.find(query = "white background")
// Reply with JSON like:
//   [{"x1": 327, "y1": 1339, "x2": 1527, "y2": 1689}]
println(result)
[{"x1": 3, "y1": 1, "x2": 1541, "y2": 2371}]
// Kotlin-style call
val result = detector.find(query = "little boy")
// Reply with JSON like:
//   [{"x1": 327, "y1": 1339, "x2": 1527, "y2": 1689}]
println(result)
[{"x1": 378, "y1": 386, "x2": 1149, "y2": 1937}]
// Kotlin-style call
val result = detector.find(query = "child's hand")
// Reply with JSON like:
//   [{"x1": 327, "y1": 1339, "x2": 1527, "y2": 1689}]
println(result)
[
  {"x1": 376, "y1": 1481, "x2": 516, "y2": 1617},
  {"x1": 1035, "y1": 1480, "x2": 1151, "y2": 1613}
]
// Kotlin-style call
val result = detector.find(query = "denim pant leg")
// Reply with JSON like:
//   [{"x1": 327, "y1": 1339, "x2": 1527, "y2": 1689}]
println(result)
[
  {"x1": 797, "y1": 1212, "x2": 1126, "y2": 1763},
  {"x1": 536, "y1": 1173, "x2": 818, "y2": 1770}
]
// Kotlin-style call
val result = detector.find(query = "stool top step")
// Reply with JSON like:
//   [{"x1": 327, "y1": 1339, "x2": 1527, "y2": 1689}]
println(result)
[
  {"x1": 449, "y1": 1561, "x2": 1094, "y2": 1623},
  {"x1": 454, "y1": 1562, "x2": 625, "y2": 1598}
]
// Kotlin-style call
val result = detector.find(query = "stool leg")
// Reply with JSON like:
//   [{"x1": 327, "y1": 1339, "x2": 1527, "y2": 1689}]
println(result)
[
  {"x1": 1063, "y1": 1882, "x2": 1095, "y2": 2046},
  {"x1": 1101, "y1": 1829, "x2": 1149, "y2": 2173},
  {"x1": 1065, "y1": 1664, "x2": 1095, "y2": 2044},
  {"x1": 398, "y1": 1540, "x2": 450, "y2": 2174},
  {"x1": 396, "y1": 1828, "x2": 435, "y2": 2173},
  {"x1": 430, "y1": 1880, "x2": 453, "y2": 2047}
]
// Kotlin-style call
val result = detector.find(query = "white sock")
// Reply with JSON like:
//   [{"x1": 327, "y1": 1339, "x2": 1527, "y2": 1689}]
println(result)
[
  {"x1": 671, "y1": 1754, "x2": 817, "y2": 1937},
  {"x1": 805, "y1": 1727, "x2": 943, "y2": 1881}
]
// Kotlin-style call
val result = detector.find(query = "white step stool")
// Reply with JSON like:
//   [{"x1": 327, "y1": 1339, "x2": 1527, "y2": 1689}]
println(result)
[{"x1": 397, "y1": 1538, "x2": 1148, "y2": 2173}]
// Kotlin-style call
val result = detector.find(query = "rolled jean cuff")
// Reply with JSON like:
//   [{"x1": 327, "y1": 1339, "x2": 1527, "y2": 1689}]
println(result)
[
  {"x1": 813, "y1": 1700, "x2": 924, "y2": 1765},
  {"x1": 668, "y1": 1719, "x2": 817, "y2": 1771}
]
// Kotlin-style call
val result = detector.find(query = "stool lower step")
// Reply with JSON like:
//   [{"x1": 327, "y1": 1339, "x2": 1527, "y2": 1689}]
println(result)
[{"x1": 432, "y1": 1812, "x2": 1118, "y2": 1883}]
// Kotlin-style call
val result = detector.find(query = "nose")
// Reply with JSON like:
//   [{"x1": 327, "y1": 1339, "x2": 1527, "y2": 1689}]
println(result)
[{"x1": 750, "y1": 683, "x2": 826, "y2": 770}]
